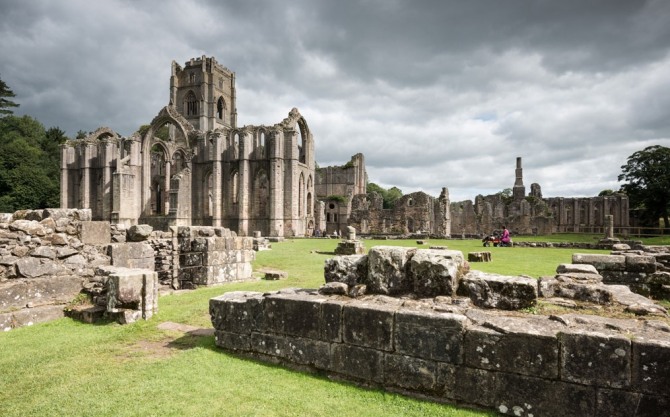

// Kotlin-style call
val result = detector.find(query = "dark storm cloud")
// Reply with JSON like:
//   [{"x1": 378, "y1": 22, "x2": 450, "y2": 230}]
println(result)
[{"x1": 0, "y1": 0, "x2": 669, "y2": 201}]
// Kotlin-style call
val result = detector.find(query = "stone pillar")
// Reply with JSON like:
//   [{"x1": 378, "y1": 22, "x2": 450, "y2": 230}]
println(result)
[
  {"x1": 237, "y1": 131, "x2": 250, "y2": 236},
  {"x1": 102, "y1": 141, "x2": 115, "y2": 220},
  {"x1": 269, "y1": 130, "x2": 284, "y2": 236},
  {"x1": 60, "y1": 145, "x2": 70, "y2": 208},
  {"x1": 605, "y1": 214, "x2": 614, "y2": 239},
  {"x1": 211, "y1": 132, "x2": 223, "y2": 226},
  {"x1": 78, "y1": 144, "x2": 91, "y2": 209},
  {"x1": 512, "y1": 157, "x2": 526, "y2": 200},
  {"x1": 163, "y1": 161, "x2": 171, "y2": 214}
]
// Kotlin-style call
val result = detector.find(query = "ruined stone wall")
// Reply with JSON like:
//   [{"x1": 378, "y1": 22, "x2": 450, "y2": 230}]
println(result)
[
  {"x1": 0, "y1": 209, "x2": 111, "y2": 330},
  {"x1": 211, "y1": 290, "x2": 670, "y2": 417},
  {"x1": 315, "y1": 153, "x2": 367, "y2": 199},
  {"x1": 348, "y1": 190, "x2": 450, "y2": 237},
  {"x1": 176, "y1": 226, "x2": 254, "y2": 288}
]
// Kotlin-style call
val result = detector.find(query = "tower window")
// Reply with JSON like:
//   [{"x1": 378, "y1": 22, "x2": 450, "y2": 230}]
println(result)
[
  {"x1": 217, "y1": 97, "x2": 225, "y2": 121},
  {"x1": 185, "y1": 91, "x2": 198, "y2": 116},
  {"x1": 189, "y1": 73, "x2": 196, "y2": 84}
]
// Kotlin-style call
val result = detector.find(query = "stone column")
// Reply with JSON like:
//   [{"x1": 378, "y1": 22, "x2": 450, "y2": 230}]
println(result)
[
  {"x1": 60, "y1": 145, "x2": 70, "y2": 208},
  {"x1": 211, "y1": 132, "x2": 223, "y2": 227},
  {"x1": 102, "y1": 140, "x2": 114, "y2": 220},
  {"x1": 238, "y1": 131, "x2": 250, "y2": 236},
  {"x1": 81, "y1": 144, "x2": 91, "y2": 209},
  {"x1": 605, "y1": 214, "x2": 614, "y2": 239},
  {"x1": 163, "y1": 161, "x2": 171, "y2": 214},
  {"x1": 269, "y1": 130, "x2": 284, "y2": 236}
]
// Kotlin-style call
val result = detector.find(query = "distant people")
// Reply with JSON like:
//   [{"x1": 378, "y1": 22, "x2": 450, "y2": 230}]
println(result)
[{"x1": 501, "y1": 225, "x2": 511, "y2": 247}]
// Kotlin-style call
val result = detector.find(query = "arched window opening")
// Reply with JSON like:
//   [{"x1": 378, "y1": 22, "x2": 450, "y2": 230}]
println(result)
[
  {"x1": 307, "y1": 192, "x2": 313, "y2": 215},
  {"x1": 172, "y1": 151, "x2": 186, "y2": 173},
  {"x1": 296, "y1": 122, "x2": 306, "y2": 163},
  {"x1": 217, "y1": 97, "x2": 225, "y2": 121},
  {"x1": 233, "y1": 133, "x2": 240, "y2": 159},
  {"x1": 185, "y1": 91, "x2": 198, "y2": 116}
]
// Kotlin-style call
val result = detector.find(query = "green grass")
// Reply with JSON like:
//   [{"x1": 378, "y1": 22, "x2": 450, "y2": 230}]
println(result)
[{"x1": 0, "y1": 237, "x2": 637, "y2": 417}]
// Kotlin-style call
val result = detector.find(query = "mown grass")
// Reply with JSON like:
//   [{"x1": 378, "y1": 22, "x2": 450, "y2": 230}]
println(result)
[{"x1": 0, "y1": 236, "x2": 650, "y2": 417}]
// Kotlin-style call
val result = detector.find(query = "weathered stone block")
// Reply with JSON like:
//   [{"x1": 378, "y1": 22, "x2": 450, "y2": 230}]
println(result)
[
  {"x1": 394, "y1": 309, "x2": 465, "y2": 363},
  {"x1": 343, "y1": 300, "x2": 398, "y2": 351},
  {"x1": 106, "y1": 268, "x2": 158, "y2": 320},
  {"x1": 450, "y1": 366, "x2": 498, "y2": 408},
  {"x1": 384, "y1": 353, "x2": 439, "y2": 392},
  {"x1": 572, "y1": 253, "x2": 626, "y2": 271},
  {"x1": 409, "y1": 249, "x2": 464, "y2": 297},
  {"x1": 285, "y1": 336, "x2": 331, "y2": 369},
  {"x1": 0, "y1": 276, "x2": 83, "y2": 311},
  {"x1": 265, "y1": 293, "x2": 323, "y2": 339},
  {"x1": 459, "y1": 271, "x2": 537, "y2": 310},
  {"x1": 625, "y1": 254, "x2": 658, "y2": 274},
  {"x1": 556, "y1": 263, "x2": 599, "y2": 275},
  {"x1": 495, "y1": 372, "x2": 596, "y2": 417},
  {"x1": 632, "y1": 339, "x2": 670, "y2": 396},
  {"x1": 467, "y1": 251, "x2": 491, "y2": 262},
  {"x1": 559, "y1": 330, "x2": 631, "y2": 388},
  {"x1": 214, "y1": 330, "x2": 250, "y2": 351},
  {"x1": 107, "y1": 242, "x2": 154, "y2": 268},
  {"x1": 595, "y1": 389, "x2": 670, "y2": 417},
  {"x1": 464, "y1": 326, "x2": 559, "y2": 378},
  {"x1": 15, "y1": 257, "x2": 67, "y2": 278},
  {"x1": 320, "y1": 299, "x2": 345, "y2": 342},
  {"x1": 539, "y1": 278, "x2": 613, "y2": 304},
  {"x1": 324, "y1": 254, "x2": 368, "y2": 287},
  {"x1": 80, "y1": 221, "x2": 111, "y2": 244},
  {"x1": 251, "y1": 332, "x2": 289, "y2": 358},
  {"x1": 331, "y1": 344, "x2": 384, "y2": 383},
  {"x1": 209, "y1": 291, "x2": 265, "y2": 333},
  {"x1": 126, "y1": 224, "x2": 152, "y2": 242},
  {"x1": 367, "y1": 246, "x2": 416, "y2": 295},
  {"x1": 0, "y1": 304, "x2": 66, "y2": 331}
]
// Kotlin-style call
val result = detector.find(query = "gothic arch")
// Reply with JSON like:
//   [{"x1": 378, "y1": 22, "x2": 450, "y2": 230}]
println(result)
[{"x1": 140, "y1": 105, "x2": 197, "y2": 217}]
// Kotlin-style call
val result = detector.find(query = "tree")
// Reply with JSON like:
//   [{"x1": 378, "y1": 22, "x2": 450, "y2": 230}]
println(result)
[
  {"x1": 0, "y1": 115, "x2": 60, "y2": 211},
  {"x1": 618, "y1": 145, "x2": 670, "y2": 228},
  {"x1": 0, "y1": 77, "x2": 19, "y2": 116},
  {"x1": 367, "y1": 182, "x2": 403, "y2": 209}
]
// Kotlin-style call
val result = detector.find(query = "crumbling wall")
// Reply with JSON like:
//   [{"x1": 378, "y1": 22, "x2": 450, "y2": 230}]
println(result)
[
  {"x1": 348, "y1": 191, "x2": 450, "y2": 237},
  {"x1": 0, "y1": 209, "x2": 111, "y2": 330},
  {"x1": 211, "y1": 290, "x2": 670, "y2": 417}
]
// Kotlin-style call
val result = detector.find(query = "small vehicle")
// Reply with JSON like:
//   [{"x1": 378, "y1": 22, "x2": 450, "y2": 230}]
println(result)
[
  {"x1": 482, "y1": 231, "x2": 512, "y2": 247},
  {"x1": 482, "y1": 233, "x2": 500, "y2": 247}
]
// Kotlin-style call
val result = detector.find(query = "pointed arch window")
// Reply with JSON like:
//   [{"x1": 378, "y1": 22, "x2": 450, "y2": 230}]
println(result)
[
  {"x1": 185, "y1": 91, "x2": 198, "y2": 116},
  {"x1": 217, "y1": 97, "x2": 225, "y2": 121}
]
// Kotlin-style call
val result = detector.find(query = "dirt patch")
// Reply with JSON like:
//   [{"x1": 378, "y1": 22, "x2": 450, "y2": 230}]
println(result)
[{"x1": 116, "y1": 322, "x2": 214, "y2": 362}]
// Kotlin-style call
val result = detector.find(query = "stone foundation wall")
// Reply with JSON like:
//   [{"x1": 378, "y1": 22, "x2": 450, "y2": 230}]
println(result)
[{"x1": 211, "y1": 290, "x2": 670, "y2": 417}]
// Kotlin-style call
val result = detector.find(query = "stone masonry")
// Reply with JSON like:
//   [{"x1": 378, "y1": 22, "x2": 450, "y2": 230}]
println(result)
[
  {"x1": 1, "y1": 208, "x2": 256, "y2": 330},
  {"x1": 211, "y1": 289, "x2": 670, "y2": 417}
]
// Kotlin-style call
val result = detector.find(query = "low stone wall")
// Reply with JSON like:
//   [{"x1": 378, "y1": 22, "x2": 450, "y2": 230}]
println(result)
[
  {"x1": 211, "y1": 290, "x2": 670, "y2": 417},
  {"x1": 176, "y1": 226, "x2": 254, "y2": 288},
  {"x1": 1, "y1": 209, "x2": 257, "y2": 329}
]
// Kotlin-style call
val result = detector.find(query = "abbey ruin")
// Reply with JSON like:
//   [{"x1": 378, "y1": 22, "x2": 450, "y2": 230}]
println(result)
[
  {"x1": 59, "y1": 56, "x2": 629, "y2": 238},
  {"x1": 61, "y1": 56, "x2": 317, "y2": 237}
]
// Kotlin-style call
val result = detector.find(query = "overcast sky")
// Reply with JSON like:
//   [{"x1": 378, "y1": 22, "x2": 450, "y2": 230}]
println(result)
[{"x1": 1, "y1": 0, "x2": 669, "y2": 202}]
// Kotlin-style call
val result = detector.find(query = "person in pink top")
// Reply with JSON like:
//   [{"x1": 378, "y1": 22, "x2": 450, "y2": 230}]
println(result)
[{"x1": 500, "y1": 225, "x2": 511, "y2": 247}]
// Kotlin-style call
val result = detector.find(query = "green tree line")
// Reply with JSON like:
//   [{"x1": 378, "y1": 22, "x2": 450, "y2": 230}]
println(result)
[{"x1": 0, "y1": 78, "x2": 65, "y2": 211}]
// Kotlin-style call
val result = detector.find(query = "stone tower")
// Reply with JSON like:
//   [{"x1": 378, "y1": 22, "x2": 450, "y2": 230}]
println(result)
[
  {"x1": 170, "y1": 56, "x2": 237, "y2": 131},
  {"x1": 512, "y1": 157, "x2": 526, "y2": 200}
]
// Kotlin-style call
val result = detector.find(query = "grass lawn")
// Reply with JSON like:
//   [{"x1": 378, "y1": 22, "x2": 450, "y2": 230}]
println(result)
[{"x1": 0, "y1": 237, "x2": 627, "y2": 417}]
